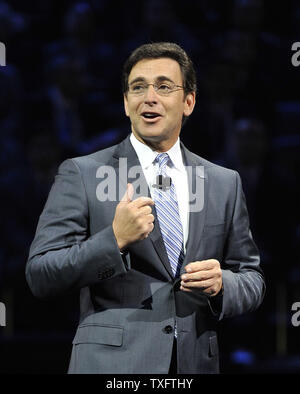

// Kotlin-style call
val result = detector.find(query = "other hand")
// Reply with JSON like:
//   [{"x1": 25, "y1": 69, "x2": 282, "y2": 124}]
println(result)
[{"x1": 180, "y1": 259, "x2": 223, "y2": 297}]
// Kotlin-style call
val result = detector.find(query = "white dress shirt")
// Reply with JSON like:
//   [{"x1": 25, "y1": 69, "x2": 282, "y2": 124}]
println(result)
[{"x1": 130, "y1": 133, "x2": 189, "y2": 252}]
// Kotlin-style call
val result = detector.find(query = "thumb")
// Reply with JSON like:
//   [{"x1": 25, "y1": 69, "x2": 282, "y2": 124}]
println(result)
[{"x1": 121, "y1": 183, "x2": 134, "y2": 203}]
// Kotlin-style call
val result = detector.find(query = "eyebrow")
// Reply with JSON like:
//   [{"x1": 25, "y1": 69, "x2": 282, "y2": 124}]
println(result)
[{"x1": 129, "y1": 75, "x2": 176, "y2": 85}]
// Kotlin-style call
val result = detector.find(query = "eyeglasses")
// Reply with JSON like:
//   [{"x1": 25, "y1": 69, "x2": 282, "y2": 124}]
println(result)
[{"x1": 128, "y1": 81, "x2": 184, "y2": 96}]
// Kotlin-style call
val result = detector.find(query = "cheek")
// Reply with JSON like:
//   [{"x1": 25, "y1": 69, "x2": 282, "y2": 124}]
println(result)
[
  {"x1": 125, "y1": 99, "x2": 140, "y2": 117},
  {"x1": 169, "y1": 103, "x2": 184, "y2": 121},
  {"x1": 124, "y1": 105, "x2": 129, "y2": 117},
  {"x1": 127, "y1": 107, "x2": 139, "y2": 120}
]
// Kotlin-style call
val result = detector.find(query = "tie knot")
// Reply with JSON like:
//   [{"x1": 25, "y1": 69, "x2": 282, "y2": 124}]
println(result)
[{"x1": 155, "y1": 153, "x2": 170, "y2": 170}]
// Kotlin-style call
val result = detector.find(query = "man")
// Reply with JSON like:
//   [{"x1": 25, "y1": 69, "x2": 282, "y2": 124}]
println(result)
[{"x1": 26, "y1": 42, "x2": 265, "y2": 374}]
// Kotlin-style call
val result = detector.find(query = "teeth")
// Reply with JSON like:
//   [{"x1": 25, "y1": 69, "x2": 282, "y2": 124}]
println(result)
[{"x1": 143, "y1": 113, "x2": 159, "y2": 118}]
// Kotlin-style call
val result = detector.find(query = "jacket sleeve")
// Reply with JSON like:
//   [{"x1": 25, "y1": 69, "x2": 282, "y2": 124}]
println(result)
[
  {"x1": 26, "y1": 159, "x2": 129, "y2": 299},
  {"x1": 208, "y1": 171, "x2": 266, "y2": 320}
]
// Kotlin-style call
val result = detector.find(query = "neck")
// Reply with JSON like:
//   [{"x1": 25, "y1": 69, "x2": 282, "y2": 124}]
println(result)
[
  {"x1": 146, "y1": 140, "x2": 174, "y2": 152},
  {"x1": 132, "y1": 132, "x2": 178, "y2": 153}
]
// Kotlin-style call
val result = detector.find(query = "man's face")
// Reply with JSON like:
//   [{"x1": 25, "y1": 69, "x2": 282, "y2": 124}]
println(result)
[{"x1": 124, "y1": 58, "x2": 195, "y2": 150}]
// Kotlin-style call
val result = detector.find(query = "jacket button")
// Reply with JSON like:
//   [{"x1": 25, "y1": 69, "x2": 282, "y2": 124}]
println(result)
[
  {"x1": 107, "y1": 268, "x2": 115, "y2": 276},
  {"x1": 98, "y1": 268, "x2": 115, "y2": 280},
  {"x1": 163, "y1": 325, "x2": 173, "y2": 334}
]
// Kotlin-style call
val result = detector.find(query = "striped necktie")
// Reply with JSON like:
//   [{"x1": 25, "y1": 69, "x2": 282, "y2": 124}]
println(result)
[{"x1": 153, "y1": 153, "x2": 184, "y2": 277}]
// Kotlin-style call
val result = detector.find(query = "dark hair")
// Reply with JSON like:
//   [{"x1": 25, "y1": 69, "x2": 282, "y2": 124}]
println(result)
[{"x1": 122, "y1": 42, "x2": 197, "y2": 96}]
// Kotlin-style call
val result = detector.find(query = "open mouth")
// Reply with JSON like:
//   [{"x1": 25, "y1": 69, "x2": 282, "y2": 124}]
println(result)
[{"x1": 141, "y1": 112, "x2": 162, "y2": 120}]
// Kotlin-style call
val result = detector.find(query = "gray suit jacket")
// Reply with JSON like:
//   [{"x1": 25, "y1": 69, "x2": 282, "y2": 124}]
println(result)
[{"x1": 26, "y1": 135, "x2": 265, "y2": 374}]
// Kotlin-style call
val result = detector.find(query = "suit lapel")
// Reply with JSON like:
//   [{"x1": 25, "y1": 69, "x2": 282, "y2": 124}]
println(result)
[
  {"x1": 113, "y1": 136, "x2": 174, "y2": 280},
  {"x1": 179, "y1": 144, "x2": 208, "y2": 275},
  {"x1": 148, "y1": 208, "x2": 174, "y2": 279}
]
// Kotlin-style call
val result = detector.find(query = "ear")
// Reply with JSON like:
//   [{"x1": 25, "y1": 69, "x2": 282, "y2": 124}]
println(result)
[
  {"x1": 124, "y1": 94, "x2": 129, "y2": 117},
  {"x1": 183, "y1": 92, "x2": 196, "y2": 117}
]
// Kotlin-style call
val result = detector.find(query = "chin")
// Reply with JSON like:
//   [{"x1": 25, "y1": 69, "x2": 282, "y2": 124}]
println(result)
[
  {"x1": 135, "y1": 127, "x2": 164, "y2": 139},
  {"x1": 140, "y1": 132, "x2": 166, "y2": 142}
]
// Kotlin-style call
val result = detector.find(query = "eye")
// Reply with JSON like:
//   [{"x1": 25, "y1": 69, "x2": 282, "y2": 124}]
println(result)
[
  {"x1": 131, "y1": 83, "x2": 146, "y2": 92},
  {"x1": 157, "y1": 83, "x2": 172, "y2": 92}
]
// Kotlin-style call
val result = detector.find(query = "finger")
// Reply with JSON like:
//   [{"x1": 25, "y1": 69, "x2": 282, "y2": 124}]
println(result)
[
  {"x1": 145, "y1": 214, "x2": 155, "y2": 224},
  {"x1": 185, "y1": 259, "x2": 219, "y2": 273},
  {"x1": 180, "y1": 284, "x2": 216, "y2": 296},
  {"x1": 181, "y1": 270, "x2": 215, "y2": 282},
  {"x1": 145, "y1": 221, "x2": 154, "y2": 233},
  {"x1": 141, "y1": 222, "x2": 154, "y2": 238},
  {"x1": 137, "y1": 213, "x2": 154, "y2": 225},
  {"x1": 180, "y1": 278, "x2": 214, "y2": 289},
  {"x1": 131, "y1": 196, "x2": 154, "y2": 208},
  {"x1": 138, "y1": 205, "x2": 153, "y2": 215},
  {"x1": 180, "y1": 285, "x2": 192, "y2": 292},
  {"x1": 120, "y1": 183, "x2": 134, "y2": 203},
  {"x1": 180, "y1": 282, "x2": 208, "y2": 293}
]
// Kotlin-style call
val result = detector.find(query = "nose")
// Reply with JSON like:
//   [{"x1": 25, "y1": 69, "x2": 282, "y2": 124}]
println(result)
[{"x1": 144, "y1": 84, "x2": 158, "y2": 104}]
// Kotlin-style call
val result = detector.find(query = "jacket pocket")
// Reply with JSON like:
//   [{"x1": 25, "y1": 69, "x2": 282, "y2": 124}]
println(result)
[{"x1": 72, "y1": 324, "x2": 123, "y2": 347}]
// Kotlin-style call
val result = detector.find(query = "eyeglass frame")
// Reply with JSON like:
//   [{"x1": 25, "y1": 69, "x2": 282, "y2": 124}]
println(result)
[{"x1": 127, "y1": 80, "x2": 184, "y2": 96}]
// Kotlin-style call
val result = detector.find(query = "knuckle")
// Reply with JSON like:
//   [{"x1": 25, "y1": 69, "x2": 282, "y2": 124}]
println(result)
[
  {"x1": 148, "y1": 223, "x2": 154, "y2": 232},
  {"x1": 134, "y1": 217, "x2": 142, "y2": 228},
  {"x1": 141, "y1": 197, "x2": 151, "y2": 204}
]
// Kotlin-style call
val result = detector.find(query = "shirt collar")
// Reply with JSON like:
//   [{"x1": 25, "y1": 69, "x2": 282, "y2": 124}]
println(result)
[
  {"x1": 167, "y1": 137, "x2": 185, "y2": 172},
  {"x1": 130, "y1": 132, "x2": 185, "y2": 172},
  {"x1": 130, "y1": 133, "x2": 157, "y2": 170}
]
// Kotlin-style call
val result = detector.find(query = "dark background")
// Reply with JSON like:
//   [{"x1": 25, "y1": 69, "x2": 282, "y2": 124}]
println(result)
[{"x1": 0, "y1": 0, "x2": 299, "y2": 374}]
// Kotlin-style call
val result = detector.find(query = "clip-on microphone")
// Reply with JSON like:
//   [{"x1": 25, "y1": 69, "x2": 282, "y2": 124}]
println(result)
[{"x1": 152, "y1": 174, "x2": 172, "y2": 191}]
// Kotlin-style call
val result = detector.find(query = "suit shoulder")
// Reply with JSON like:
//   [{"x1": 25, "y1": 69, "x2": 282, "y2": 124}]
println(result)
[
  {"x1": 188, "y1": 150, "x2": 238, "y2": 180},
  {"x1": 61, "y1": 141, "x2": 123, "y2": 171},
  {"x1": 206, "y1": 159, "x2": 237, "y2": 180}
]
